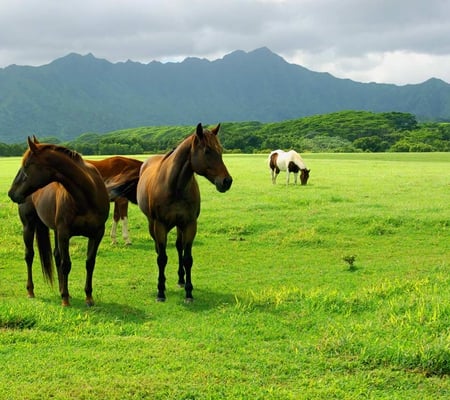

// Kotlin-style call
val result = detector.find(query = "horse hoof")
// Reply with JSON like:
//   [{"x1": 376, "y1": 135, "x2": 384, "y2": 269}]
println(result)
[
  {"x1": 27, "y1": 293, "x2": 35, "y2": 299},
  {"x1": 178, "y1": 283, "x2": 185, "y2": 288},
  {"x1": 156, "y1": 297, "x2": 166, "y2": 302},
  {"x1": 185, "y1": 297, "x2": 194, "y2": 304},
  {"x1": 61, "y1": 300, "x2": 70, "y2": 307}
]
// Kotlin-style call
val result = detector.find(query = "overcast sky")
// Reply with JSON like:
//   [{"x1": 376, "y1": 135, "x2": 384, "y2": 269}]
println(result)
[{"x1": 1, "y1": 0, "x2": 449, "y2": 85}]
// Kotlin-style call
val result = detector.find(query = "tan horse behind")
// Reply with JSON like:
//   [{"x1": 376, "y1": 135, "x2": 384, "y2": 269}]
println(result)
[
  {"x1": 87, "y1": 156, "x2": 143, "y2": 245},
  {"x1": 8, "y1": 137, "x2": 110, "y2": 306}
]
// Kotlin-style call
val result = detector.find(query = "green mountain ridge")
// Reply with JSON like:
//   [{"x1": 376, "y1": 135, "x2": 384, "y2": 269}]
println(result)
[{"x1": 1, "y1": 47, "x2": 449, "y2": 144}]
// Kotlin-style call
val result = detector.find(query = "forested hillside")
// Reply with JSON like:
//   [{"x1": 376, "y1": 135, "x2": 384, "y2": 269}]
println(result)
[
  {"x1": 1, "y1": 111, "x2": 448, "y2": 156},
  {"x1": 1, "y1": 48, "x2": 450, "y2": 144}
]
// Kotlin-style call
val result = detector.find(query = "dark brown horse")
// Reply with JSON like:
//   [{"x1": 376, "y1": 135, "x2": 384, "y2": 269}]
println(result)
[
  {"x1": 87, "y1": 156, "x2": 143, "y2": 245},
  {"x1": 135, "y1": 123, "x2": 232, "y2": 302},
  {"x1": 8, "y1": 137, "x2": 110, "y2": 306}
]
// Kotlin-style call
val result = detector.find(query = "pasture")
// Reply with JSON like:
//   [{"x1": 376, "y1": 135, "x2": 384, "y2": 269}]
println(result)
[{"x1": 0, "y1": 152, "x2": 449, "y2": 399}]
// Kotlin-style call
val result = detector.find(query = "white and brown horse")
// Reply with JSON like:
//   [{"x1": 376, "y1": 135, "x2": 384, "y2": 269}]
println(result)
[{"x1": 268, "y1": 149, "x2": 310, "y2": 185}]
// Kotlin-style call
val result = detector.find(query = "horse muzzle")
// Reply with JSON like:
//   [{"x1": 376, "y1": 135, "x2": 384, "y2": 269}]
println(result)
[
  {"x1": 8, "y1": 189, "x2": 25, "y2": 204},
  {"x1": 215, "y1": 176, "x2": 233, "y2": 193}
]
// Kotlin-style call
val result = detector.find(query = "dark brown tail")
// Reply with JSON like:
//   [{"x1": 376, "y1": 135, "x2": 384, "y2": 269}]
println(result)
[
  {"x1": 35, "y1": 220, "x2": 54, "y2": 285},
  {"x1": 109, "y1": 177, "x2": 139, "y2": 204}
]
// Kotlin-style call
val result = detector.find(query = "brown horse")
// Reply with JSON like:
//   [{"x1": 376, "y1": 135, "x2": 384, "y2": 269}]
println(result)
[
  {"x1": 8, "y1": 137, "x2": 110, "y2": 306},
  {"x1": 87, "y1": 156, "x2": 143, "y2": 245},
  {"x1": 135, "y1": 123, "x2": 232, "y2": 302}
]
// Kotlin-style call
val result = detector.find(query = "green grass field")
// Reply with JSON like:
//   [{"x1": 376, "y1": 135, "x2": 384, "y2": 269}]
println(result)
[{"x1": 0, "y1": 152, "x2": 449, "y2": 399}]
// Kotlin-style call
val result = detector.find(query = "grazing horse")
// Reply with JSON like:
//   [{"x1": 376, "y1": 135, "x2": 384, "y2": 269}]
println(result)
[
  {"x1": 8, "y1": 137, "x2": 110, "y2": 306},
  {"x1": 118, "y1": 123, "x2": 232, "y2": 302},
  {"x1": 268, "y1": 149, "x2": 310, "y2": 185},
  {"x1": 87, "y1": 156, "x2": 143, "y2": 245}
]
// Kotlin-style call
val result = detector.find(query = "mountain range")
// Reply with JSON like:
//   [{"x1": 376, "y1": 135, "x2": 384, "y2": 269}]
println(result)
[{"x1": 1, "y1": 47, "x2": 449, "y2": 144}]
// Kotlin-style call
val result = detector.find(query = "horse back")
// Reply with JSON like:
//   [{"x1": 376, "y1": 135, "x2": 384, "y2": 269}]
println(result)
[
  {"x1": 88, "y1": 156, "x2": 142, "y2": 177},
  {"x1": 31, "y1": 182, "x2": 108, "y2": 236},
  {"x1": 137, "y1": 155, "x2": 200, "y2": 227}
]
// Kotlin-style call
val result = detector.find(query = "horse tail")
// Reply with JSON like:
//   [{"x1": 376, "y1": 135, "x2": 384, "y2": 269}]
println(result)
[
  {"x1": 35, "y1": 219, "x2": 54, "y2": 285},
  {"x1": 109, "y1": 177, "x2": 140, "y2": 204}
]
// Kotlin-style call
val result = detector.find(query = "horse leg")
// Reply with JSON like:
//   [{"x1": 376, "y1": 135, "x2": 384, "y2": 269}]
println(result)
[
  {"x1": 286, "y1": 171, "x2": 290, "y2": 185},
  {"x1": 119, "y1": 199, "x2": 132, "y2": 245},
  {"x1": 181, "y1": 222, "x2": 197, "y2": 302},
  {"x1": 56, "y1": 235, "x2": 72, "y2": 306},
  {"x1": 152, "y1": 221, "x2": 168, "y2": 302},
  {"x1": 19, "y1": 201, "x2": 37, "y2": 298},
  {"x1": 273, "y1": 167, "x2": 280, "y2": 184},
  {"x1": 176, "y1": 227, "x2": 185, "y2": 287},
  {"x1": 110, "y1": 201, "x2": 119, "y2": 245},
  {"x1": 53, "y1": 234, "x2": 64, "y2": 296},
  {"x1": 84, "y1": 229, "x2": 104, "y2": 307},
  {"x1": 271, "y1": 169, "x2": 276, "y2": 184},
  {"x1": 23, "y1": 220, "x2": 35, "y2": 298},
  {"x1": 294, "y1": 172, "x2": 298, "y2": 185}
]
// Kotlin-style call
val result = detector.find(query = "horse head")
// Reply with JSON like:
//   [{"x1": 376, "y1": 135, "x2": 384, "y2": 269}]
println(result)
[
  {"x1": 300, "y1": 169, "x2": 311, "y2": 185},
  {"x1": 190, "y1": 123, "x2": 233, "y2": 193},
  {"x1": 8, "y1": 137, "x2": 53, "y2": 203}
]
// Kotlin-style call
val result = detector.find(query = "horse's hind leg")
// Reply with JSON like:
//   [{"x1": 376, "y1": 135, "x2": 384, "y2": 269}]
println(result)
[
  {"x1": 110, "y1": 201, "x2": 119, "y2": 245},
  {"x1": 84, "y1": 229, "x2": 104, "y2": 307},
  {"x1": 119, "y1": 199, "x2": 131, "y2": 245}
]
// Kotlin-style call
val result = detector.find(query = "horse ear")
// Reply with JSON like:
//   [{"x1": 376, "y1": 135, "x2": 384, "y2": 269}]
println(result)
[
  {"x1": 32, "y1": 135, "x2": 40, "y2": 144},
  {"x1": 196, "y1": 123, "x2": 204, "y2": 139},
  {"x1": 211, "y1": 123, "x2": 221, "y2": 135},
  {"x1": 27, "y1": 136, "x2": 38, "y2": 153}
]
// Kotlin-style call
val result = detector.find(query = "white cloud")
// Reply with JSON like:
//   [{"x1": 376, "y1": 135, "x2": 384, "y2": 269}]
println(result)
[{"x1": 0, "y1": 0, "x2": 449, "y2": 84}]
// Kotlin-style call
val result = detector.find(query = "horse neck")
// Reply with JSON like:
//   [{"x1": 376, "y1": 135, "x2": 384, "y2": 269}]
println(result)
[
  {"x1": 165, "y1": 137, "x2": 195, "y2": 194},
  {"x1": 52, "y1": 154, "x2": 104, "y2": 212}
]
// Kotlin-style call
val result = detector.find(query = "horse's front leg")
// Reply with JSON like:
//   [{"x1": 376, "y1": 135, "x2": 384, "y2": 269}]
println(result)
[
  {"x1": 293, "y1": 172, "x2": 298, "y2": 185},
  {"x1": 176, "y1": 227, "x2": 185, "y2": 288},
  {"x1": 23, "y1": 222, "x2": 35, "y2": 298},
  {"x1": 181, "y1": 222, "x2": 197, "y2": 302},
  {"x1": 85, "y1": 228, "x2": 104, "y2": 307},
  {"x1": 152, "y1": 221, "x2": 168, "y2": 302}
]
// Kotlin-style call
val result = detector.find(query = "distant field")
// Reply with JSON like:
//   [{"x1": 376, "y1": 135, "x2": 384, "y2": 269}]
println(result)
[{"x1": 0, "y1": 153, "x2": 449, "y2": 399}]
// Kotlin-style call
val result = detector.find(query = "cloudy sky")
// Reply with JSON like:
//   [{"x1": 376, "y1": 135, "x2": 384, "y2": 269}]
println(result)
[{"x1": 1, "y1": 0, "x2": 449, "y2": 85}]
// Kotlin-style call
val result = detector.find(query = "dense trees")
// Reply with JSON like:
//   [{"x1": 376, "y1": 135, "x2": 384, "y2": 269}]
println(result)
[{"x1": 0, "y1": 111, "x2": 448, "y2": 156}]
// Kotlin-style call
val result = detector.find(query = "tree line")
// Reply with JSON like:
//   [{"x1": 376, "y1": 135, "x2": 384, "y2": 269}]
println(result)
[{"x1": 1, "y1": 111, "x2": 449, "y2": 156}]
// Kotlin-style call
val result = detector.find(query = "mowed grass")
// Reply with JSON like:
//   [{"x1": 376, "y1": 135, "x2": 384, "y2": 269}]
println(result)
[{"x1": 0, "y1": 152, "x2": 449, "y2": 399}]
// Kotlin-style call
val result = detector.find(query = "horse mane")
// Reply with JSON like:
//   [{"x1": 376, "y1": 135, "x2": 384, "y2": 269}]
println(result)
[
  {"x1": 26, "y1": 143, "x2": 84, "y2": 163},
  {"x1": 51, "y1": 144, "x2": 83, "y2": 162},
  {"x1": 163, "y1": 127, "x2": 223, "y2": 161},
  {"x1": 201, "y1": 129, "x2": 223, "y2": 152}
]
